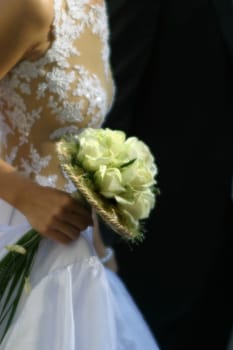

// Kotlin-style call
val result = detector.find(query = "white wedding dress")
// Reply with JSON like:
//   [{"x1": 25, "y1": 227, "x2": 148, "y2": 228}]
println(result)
[
  {"x1": 0, "y1": 0, "x2": 160, "y2": 349},
  {"x1": 0, "y1": 200, "x2": 159, "y2": 350}
]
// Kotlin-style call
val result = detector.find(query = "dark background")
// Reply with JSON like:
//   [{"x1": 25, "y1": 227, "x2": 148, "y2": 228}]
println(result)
[{"x1": 103, "y1": 1, "x2": 233, "y2": 349}]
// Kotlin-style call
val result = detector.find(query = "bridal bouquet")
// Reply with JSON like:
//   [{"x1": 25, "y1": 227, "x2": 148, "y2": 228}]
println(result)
[
  {"x1": 57, "y1": 128, "x2": 158, "y2": 241},
  {"x1": 0, "y1": 128, "x2": 159, "y2": 342}
]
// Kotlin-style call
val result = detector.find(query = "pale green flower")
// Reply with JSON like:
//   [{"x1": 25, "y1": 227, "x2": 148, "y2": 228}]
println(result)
[
  {"x1": 120, "y1": 208, "x2": 140, "y2": 231},
  {"x1": 115, "y1": 188, "x2": 155, "y2": 220},
  {"x1": 125, "y1": 137, "x2": 158, "y2": 176},
  {"x1": 96, "y1": 128, "x2": 126, "y2": 151},
  {"x1": 77, "y1": 139, "x2": 111, "y2": 171},
  {"x1": 76, "y1": 128, "x2": 128, "y2": 171},
  {"x1": 121, "y1": 159, "x2": 156, "y2": 190},
  {"x1": 5, "y1": 244, "x2": 26, "y2": 255},
  {"x1": 94, "y1": 165, "x2": 125, "y2": 198}
]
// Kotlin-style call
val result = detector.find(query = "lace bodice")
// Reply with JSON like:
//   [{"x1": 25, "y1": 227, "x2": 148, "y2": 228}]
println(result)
[{"x1": 0, "y1": 0, "x2": 114, "y2": 192}]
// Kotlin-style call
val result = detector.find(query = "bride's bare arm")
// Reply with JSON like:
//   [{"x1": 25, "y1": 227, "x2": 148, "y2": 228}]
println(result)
[{"x1": 0, "y1": 0, "x2": 53, "y2": 79}]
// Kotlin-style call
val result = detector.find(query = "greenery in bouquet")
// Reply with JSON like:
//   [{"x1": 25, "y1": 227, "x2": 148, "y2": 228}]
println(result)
[{"x1": 0, "y1": 127, "x2": 159, "y2": 343}]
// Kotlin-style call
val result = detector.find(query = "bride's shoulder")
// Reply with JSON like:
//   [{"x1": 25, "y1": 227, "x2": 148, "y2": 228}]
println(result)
[
  {"x1": 25, "y1": 0, "x2": 54, "y2": 26},
  {"x1": 0, "y1": 0, "x2": 53, "y2": 79},
  {"x1": 0, "y1": 0, "x2": 53, "y2": 29}
]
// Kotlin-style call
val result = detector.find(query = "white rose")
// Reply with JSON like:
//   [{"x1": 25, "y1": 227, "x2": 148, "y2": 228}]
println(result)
[
  {"x1": 125, "y1": 137, "x2": 158, "y2": 176},
  {"x1": 94, "y1": 165, "x2": 125, "y2": 198},
  {"x1": 115, "y1": 188, "x2": 155, "y2": 220},
  {"x1": 120, "y1": 208, "x2": 140, "y2": 232},
  {"x1": 76, "y1": 128, "x2": 127, "y2": 171},
  {"x1": 121, "y1": 159, "x2": 156, "y2": 190}
]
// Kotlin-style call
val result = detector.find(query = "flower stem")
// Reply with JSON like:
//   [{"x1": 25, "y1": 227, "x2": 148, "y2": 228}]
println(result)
[{"x1": 0, "y1": 229, "x2": 42, "y2": 344}]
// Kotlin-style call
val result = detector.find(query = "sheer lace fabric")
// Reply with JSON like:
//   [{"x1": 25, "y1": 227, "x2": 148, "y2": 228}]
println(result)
[{"x1": 0, "y1": 0, "x2": 114, "y2": 191}]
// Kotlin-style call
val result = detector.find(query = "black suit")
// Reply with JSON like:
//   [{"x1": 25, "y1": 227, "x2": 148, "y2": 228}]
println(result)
[{"x1": 104, "y1": 1, "x2": 233, "y2": 349}]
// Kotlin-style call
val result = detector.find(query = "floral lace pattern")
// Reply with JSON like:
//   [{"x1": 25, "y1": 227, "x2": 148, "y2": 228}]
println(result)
[{"x1": 0, "y1": 0, "x2": 114, "y2": 191}]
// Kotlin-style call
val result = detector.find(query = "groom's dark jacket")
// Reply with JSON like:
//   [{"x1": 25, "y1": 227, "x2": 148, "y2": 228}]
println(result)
[{"x1": 104, "y1": 0, "x2": 233, "y2": 349}]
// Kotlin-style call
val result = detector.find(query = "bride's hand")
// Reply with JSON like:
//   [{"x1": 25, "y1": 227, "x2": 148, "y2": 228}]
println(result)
[{"x1": 15, "y1": 181, "x2": 93, "y2": 245}]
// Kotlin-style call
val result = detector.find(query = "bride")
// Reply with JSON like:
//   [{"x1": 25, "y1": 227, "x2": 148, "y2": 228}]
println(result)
[{"x1": 0, "y1": 0, "x2": 160, "y2": 349}]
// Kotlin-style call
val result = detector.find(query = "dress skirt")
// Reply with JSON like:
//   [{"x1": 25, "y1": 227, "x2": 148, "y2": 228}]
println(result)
[{"x1": 0, "y1": 199, "x2": 160, "y2": 350}]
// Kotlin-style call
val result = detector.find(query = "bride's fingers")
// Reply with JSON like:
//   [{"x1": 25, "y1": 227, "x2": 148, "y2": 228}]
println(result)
[
  {"x1": 69, "y1": 202, "x2": 93, "y2": 225},
  {"x1": 53, "y1": 221, "x2": 81, "y2": 240},
  {"x1": 55, "y1": 193, "x2": 93, "y2": 227},
  {"x1": 63, "y1": 212, "x2": 92, "y2": 232},
  {"x1": 44, "y1": 229, "x2": 73, "y2": 245}
]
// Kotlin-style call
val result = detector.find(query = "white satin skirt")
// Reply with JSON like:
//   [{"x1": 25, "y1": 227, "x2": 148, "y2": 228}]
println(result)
[{"x1": 0, "y1": 199, "x2": 160, "y2": 350}]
